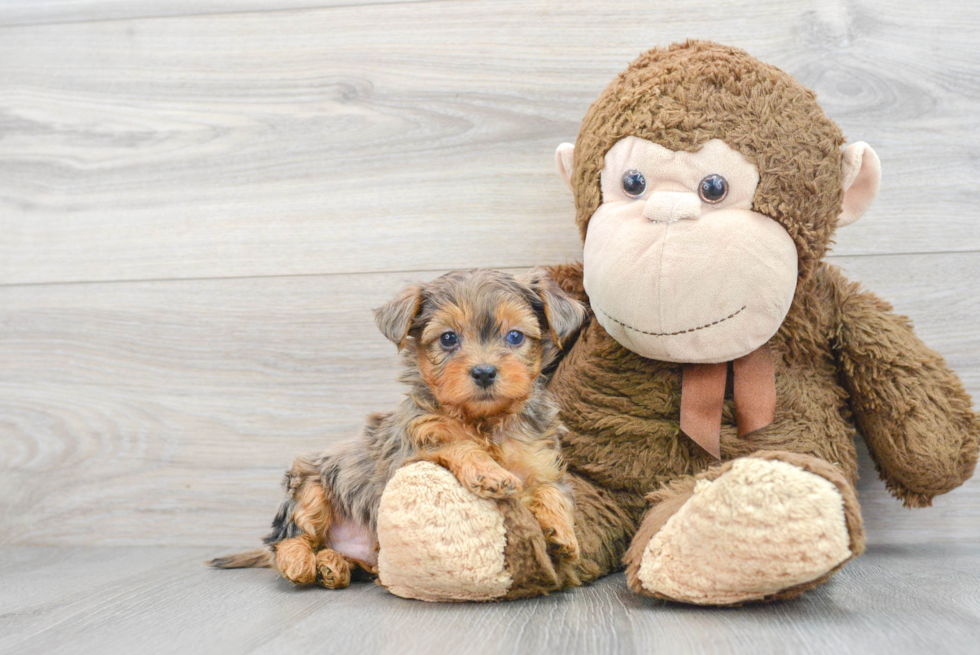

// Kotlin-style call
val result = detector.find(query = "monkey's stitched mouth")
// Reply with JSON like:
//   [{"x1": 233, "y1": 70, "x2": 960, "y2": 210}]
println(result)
[{"x1": 593, "y1": 304, "x2": 747, "y2": 337}]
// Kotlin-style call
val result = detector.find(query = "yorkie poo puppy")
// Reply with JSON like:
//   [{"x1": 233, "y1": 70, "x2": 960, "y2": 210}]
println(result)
[{"x1": 210, "y1": 268, "x2": 586, "y2": 588}]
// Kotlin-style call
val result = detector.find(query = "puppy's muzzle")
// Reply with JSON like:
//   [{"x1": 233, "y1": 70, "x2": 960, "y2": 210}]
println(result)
[{"x1": 470, "y1": 365, "x2": 497, "y2": 389}]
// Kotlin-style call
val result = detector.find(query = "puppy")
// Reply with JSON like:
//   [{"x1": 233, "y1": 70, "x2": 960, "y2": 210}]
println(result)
[{"x1": 210, "y1": 268, "x2": 586, "y2": 588}]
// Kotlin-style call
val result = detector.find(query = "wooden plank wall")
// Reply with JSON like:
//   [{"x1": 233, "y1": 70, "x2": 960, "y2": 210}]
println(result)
[{"x1": 1, "y1": 0, "x2": 978, "y2": 547}]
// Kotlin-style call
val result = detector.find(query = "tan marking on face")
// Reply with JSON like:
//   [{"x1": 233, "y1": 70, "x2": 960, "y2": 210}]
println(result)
[
  {"x1": 421, "y1": 302, "x2": 469, "y2": 347},
  {"x1": 495, "y1": 299, "x2": 542, "y2": 341},
  {"x1": 416, "y1": 290, "x2": 544, "y2": 418},
  {"x1": 435, "y1": 356, "x2": 480, "y2": 408}
]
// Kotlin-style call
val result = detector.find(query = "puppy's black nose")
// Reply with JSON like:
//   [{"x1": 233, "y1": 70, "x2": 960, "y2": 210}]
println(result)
[{"x1": 470, "y1": 365, "x2": 498, "y2": 389}]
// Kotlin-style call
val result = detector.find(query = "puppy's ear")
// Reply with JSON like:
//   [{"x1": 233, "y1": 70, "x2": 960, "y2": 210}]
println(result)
[
  {"x1": 519, "y1": 268, "x2": 586, "y2": 349},
  {"x1": 373, "y1": 283, "x2": 424, "y2": 350}
]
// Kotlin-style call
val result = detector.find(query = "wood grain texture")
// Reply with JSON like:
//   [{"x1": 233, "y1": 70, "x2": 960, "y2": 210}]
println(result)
[
  {"x1": 0, "y1": 0, "x2": 978, "y2": 600},
  {"x1": 1, "y1": 545, "x2": 978, "y2": 654},
  {"x1": 1, "y1": 254, "x2": 978, "y2": 547},
  {"x1": 1, "y1": 0, "x2": 980, "y2": 285},
  {"x1": 0, "y1": 0, "x2": 433, "y2": 28}
]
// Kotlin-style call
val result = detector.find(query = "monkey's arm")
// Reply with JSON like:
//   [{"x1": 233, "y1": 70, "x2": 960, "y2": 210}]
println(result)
[
  {"x1": 544, "y1": 262, "x2": 587, "y2": 303},
  {"x1": 831, "y1": 268, "x2": 979, "y2": 507}
]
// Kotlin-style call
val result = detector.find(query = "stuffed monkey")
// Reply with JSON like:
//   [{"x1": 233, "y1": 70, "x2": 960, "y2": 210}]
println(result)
[{"x1": 374, "y1": 41, "x2": 979, "y2": 605}]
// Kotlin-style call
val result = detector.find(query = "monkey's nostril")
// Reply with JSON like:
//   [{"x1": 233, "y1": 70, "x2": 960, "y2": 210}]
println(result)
[{"x1": 470, "y1": 365, "x2": 498, "y2": 389}]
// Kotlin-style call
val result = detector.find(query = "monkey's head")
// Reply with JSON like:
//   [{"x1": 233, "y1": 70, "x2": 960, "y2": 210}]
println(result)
[{"x1": 556, "y1": 41, "x2": 880, "y2": 364}]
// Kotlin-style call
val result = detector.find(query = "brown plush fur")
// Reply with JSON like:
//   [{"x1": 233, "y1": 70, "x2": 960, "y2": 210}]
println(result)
[
  {"x1": 543, "y1": 257, "x2": 978, "y2": 588},
  {"x1": 505, "y1": 41, "x2": 980, "y2": 597},
  {"x1": 210, "y1": 269, "x2": 588, "y2": 586}
]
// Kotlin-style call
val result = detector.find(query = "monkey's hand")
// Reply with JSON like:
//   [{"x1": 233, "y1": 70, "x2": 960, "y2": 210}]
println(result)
[
  {"x1": 374, "y1": 461, "x2": 564, "y2": 601},
  {"x1": 833, "y1": 268, "x2": 979, "y2": 507}
]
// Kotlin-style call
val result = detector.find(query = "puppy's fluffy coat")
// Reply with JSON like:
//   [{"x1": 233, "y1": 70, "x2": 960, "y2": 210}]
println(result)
[{"x1": 210, "y1": 269, "x2": 586, "y2": 588}]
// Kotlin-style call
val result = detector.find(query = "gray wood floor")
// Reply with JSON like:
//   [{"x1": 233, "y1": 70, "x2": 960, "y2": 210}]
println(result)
[
  {"x1": 1, "y1": 545, "x2": 979, "y2": 655},
  {"x1": 2, "y1": 0, "x2": 980, "y2": 651}
]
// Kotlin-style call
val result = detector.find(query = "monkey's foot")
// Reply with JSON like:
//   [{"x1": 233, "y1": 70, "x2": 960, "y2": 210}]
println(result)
[
  {"x1": 624, "y1": 451, "x2": 865, "y2": 605},
  {"x1": 375, "y1": 462, "x2": 562, "y2": 602}
]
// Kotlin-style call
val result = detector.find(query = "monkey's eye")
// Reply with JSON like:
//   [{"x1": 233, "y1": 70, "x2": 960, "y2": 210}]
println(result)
[
  {"x1": 622, "y1": 169, "x2": 647, "y2": 198},
  {"x1": 505, "y1": 330, "x2": 525, "y2": 346},
  {"x1": 698, "y1": 174, "x2": 729, "y2": 203},
  {"x1": 439, "y1": 331, "x2": 458, "y2": 349}
]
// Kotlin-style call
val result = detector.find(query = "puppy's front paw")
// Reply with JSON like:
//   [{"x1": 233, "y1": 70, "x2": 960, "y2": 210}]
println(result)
[
  {"x1": 542, "y1": 521, "x2": 580, "y2": 563},
  {"x1": 460, "y1": 464, "x2": 523, "y2": 499}
]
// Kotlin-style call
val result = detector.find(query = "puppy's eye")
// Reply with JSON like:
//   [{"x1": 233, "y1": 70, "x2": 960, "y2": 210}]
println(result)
[
  {"x1": 698, "y1": 174, "x2": 729, "y2": 203},
  {"x1": 622, "y1": 169, "x2": 646, "y2": 198},
  {"x1": 439, "y1": 331, "x2": 458, "y2": 349},
  {"x1": 505, "y1": 330, "x2": 525, "y2": 346}
]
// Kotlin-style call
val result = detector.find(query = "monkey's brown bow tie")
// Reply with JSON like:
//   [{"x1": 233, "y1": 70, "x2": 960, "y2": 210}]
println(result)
[{"x1": 679, "y1": 344, "x2": 776, "y2": 459}]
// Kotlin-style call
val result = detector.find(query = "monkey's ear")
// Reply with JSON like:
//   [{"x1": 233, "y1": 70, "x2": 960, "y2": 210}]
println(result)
[
  {"x1": 373, "y1": 283, "x2": 424, "y2": 351},
  {"x1": 838, "y1": 142, "x2": 881, "y2": 228},
  {"x1": 555, "y1": 143, "x2": 575, "y2": 191},
  {"x1": 520, "y1": 268, "x2": 586, "y2": 349}
]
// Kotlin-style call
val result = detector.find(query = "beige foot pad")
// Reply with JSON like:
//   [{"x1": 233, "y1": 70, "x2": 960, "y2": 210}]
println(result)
[
  {"x1": 376, "y1": 461, "x2": 511, "y2": 602},
  {"x1": 637, "y1": 458, "x2": 852, "y2": 605}
]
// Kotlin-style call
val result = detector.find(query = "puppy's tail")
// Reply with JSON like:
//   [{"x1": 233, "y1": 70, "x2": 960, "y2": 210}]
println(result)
[
  {"x1": 207, "y1": 548, "x2": 273, "y2": 569},
  {"x1": 210, "y1": 467, "x2": 313, "y2": 570}
]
